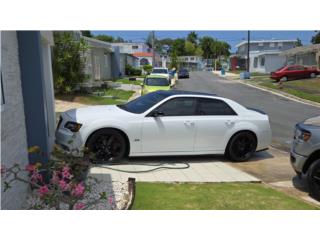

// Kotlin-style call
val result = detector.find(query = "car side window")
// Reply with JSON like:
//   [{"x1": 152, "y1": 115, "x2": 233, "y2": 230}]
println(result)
[
  {"x1": 197, "y1": 98, "x2": 237, "y2": 116},
  {"x1": 155, "y1": 97, "x2": 196, "y2": 116}
]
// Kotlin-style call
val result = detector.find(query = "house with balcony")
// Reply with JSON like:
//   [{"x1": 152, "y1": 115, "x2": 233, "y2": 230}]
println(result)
[
  {"x1": 231, "y1": 39, "x2": 297, "y2": 73},
  {"x1": 110, "y1": 42, "x2": 150, "y2": 54},
  {"x1": 177, "y1": 56, "x2": 204, "y2": 71}
]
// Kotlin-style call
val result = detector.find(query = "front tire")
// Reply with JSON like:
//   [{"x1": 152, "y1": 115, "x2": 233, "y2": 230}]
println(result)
[
  {"x1": 307, "y1": 159, "x2": 320, "y2": 201},
  {"x1": 280, "y1": 76, "x2": 288, "y2": 82},
  {"x1": 226, "y1": 131, "x2": 257, "y2": 162},
  {"x1": 86, "y1": 129, "x2": 127, "y2": 163}
]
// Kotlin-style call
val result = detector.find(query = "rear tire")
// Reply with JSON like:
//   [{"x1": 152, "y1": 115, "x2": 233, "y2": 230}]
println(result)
[
  {"x1": 310, "y1": 72, "x2": 316, "y2": 78},
  {"x1": 86, "y1": 129, "x2": 127, "y2": 163},
  {"x1": 226, "y1": 131, "x2": 257, "y2": 162},
  {"x1": 307, "y1": 158, "x2": 320, "y2": 201}
]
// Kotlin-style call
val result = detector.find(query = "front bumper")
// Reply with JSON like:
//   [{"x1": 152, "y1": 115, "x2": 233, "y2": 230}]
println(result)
[
  {"x1": 290, "y1": 148, "x2": 308, "y2": 174},
  {"x1": 55, "y1": 114, "x2": 84, "y2": 156}
]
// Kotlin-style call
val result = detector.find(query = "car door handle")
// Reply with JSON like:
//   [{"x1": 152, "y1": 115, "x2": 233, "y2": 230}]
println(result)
[{"x1": 184, "y1": 120, "x2": 195, "y2": 126}]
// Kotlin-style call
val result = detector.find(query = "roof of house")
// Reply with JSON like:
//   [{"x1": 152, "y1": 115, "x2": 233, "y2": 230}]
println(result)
[
  {"x1": 236, "y1": 39, "x2": 297, "y2": 48},
  {"x1": 279, "y1": 44, "x2": 320, "y2": 56},
  {"x1": 132, "y1": 52, "x2": 153, "y2": 57}
]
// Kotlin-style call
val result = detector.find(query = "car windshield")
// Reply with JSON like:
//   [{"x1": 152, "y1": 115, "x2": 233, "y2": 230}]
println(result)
[
  {"x1": 152, "y1": 69, "x2": 168, "y2": 74},
  {"x1": 145, "y1": 77, "x2": 169, "y2": 86},
  {"x1": 117, "y1": 91, "x2": 168, "y2": 114}
]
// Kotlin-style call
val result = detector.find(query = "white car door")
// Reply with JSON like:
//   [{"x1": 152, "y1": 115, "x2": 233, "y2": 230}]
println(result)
[
  {"x1": 142, "y1": 97, "x2": 197, "y2": 153},
  {"x1": 194, "y1": 98, "x2": 239, "y2": 152}
]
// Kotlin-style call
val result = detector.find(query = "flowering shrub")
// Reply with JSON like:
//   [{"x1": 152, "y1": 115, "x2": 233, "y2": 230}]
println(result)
[{"x1": 1, "y1": 146, "x2": 110, "y2": 210}]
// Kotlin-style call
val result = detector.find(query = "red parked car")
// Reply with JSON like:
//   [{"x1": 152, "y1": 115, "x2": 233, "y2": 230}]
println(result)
[{"x1": 270, "y1": 65, "x2": 319, "y2": 82}]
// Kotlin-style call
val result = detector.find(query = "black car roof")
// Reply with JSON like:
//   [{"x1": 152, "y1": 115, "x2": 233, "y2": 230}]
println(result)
[{"x1": 156, "y1": 90, "x2": 216, "y2": 97}]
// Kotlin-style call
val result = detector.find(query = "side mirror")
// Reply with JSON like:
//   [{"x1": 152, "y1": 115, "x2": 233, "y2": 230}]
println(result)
[{"x1": 151, "y1": 110, "x2": 164, "y2": 117}]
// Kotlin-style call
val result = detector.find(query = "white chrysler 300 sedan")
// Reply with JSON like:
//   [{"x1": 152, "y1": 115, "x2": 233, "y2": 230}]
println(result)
[{"x1": 56, "y1": 90, "x2": 272, "y2": 162}]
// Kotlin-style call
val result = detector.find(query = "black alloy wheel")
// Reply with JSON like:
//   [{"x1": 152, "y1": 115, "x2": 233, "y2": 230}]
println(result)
[
  {"x1": 227, "y1": 132, "x2": 257, "y2": 162},
  {"x1": 307, "y1": 159, "x2": 320, "y2": 201},
  {"x1": 86, "y1": 129, "x2": 127, "y2": 163}
]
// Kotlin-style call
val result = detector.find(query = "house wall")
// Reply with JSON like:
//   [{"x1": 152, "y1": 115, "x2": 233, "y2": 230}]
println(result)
[
  {"x1": 249, "y1": 53, "x2": 286, "y2": 73},
  {"x1": 265, "y1": 54, "x2": 286, "y2": 72},
  {"x1": 111, "y1": 43, "x2": 150, "y2": 54},
  {"x1": 83, "y1": 48, "x2": 112, "y2": 87},
  {"x1": 1, "y1": 31, "x2": 29, "y2": 209},
  {"x1": 287, "y1": 52, "x2": 318, "y2": 66}
]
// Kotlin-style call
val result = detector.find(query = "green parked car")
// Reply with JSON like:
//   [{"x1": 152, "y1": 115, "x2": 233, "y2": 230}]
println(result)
[{"x1": 141, "y1": 74, "x2": 171, "y2": 95}]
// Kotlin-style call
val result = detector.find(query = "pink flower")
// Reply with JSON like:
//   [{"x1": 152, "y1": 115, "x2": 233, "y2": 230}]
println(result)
[
  {"x1": 38, "y1": 185, "x2": 49, "y2": 197},
  {"x1": 30, "y1": 171, "x2": 43, "y2": 184},
  {"x1": 108, "y1": 196, "x2": 113, "y2": 205},
  {"x1": 58, "y1": 179, "x2": 70, "y2": 191},
  {"x1": 26, "y1": 164, "x2": 36, "y2": 172},
  {"x1": 0, "y1": 165, "x2": 6, "y2": 175},
  {"x1": 62, "y1": 166, "x2": 72, "y2": 179},
  {"x1": 71, "y1": 182, "x2": 85, "y2": 197},
  {"x1": 73, "y1": 202, "x2": 86, "y2": 210},
  {"x1": 51, "y1": 171, "x2": 60, "y2": 184}
]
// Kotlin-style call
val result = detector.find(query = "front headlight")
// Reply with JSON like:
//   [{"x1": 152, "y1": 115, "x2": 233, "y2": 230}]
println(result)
[
  {"x1": 64, "y1": 121, "x2": 82, "y2": 132},
  {"x1": 295, "y1": 128, "x2": 311, "y2": 142}
]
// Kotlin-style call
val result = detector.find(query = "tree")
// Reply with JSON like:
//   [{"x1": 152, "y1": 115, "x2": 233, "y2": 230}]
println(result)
[
  {"x1": 142, "y1": 64, "x2": 153, "y2": 74},
  {"x1": 172, "y1": 38, "x2": 186, "y2": 56},
  {"x1": 187, "y1": 31, "x2": 198, "y2": 46},
  {"x1": 184, "y1": 41, "x2": 196, "y2": 55},
  {"x1": 114, "y1": 36, "x2": 125, "y2": 43},
  {"x1": 169, "y1": 51, "x2": 179, "y2": 69},
  {"x1": 94, "y1": 34, "x2": 114, "y2": 43},
  {"x1": 200, "y1": 36, "x2": 215, "y2": 59},
  {"x1": 81, "y1": 31, "x2": 92, "y2": 37},
  {"x1": 296, "y1": 38, "x2": 303, "y2": 47},
  {"x1": 52, "y1": 32, "x2": 89, "y2": 94},
  {"x1": 194, "y1": 47, "x2": 203, "y2": 56},
  {"x1": 311, "y1": 31, "x2": 320, "y2": 44}
]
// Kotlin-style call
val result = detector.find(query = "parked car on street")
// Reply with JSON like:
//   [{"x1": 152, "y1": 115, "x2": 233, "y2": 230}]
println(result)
[
  {"x1": 290, "y1": 116, "x2": 320, "y2": 200},
  {"x1": 151, "y1": 67, "x2": 170, "y2": 79},
  {"x1": 270, "y1": 65, "x2": 319, "y2": 82},
  {"x1": 178, "y1": 68, "x2": 189, "y2": 78},
  {"x1": 141, "y1": 74, "x2": 171, "y2": 95},
  {"x1": 56, "y1": 90, "x2": 272, "y2": 163}
]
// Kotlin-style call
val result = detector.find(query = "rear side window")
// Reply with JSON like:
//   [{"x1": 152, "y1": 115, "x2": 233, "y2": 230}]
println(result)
[
  {"x1": 156, "y1": 97, "x2": 196, "y2": 116},
  {"x1": 197, "y1": 98, "x2": 237, "y2": 116}
]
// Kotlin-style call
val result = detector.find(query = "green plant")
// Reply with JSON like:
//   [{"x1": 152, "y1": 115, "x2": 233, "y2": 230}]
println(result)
[
  {"x1": 125, "y1": 64, "x2": 142, "y2": 76},
  {"x1": 1, "y1": 146, "x2": 112, "y2": 210},
  {"x1": 52, "y1": 31, "x2": 89, "y2": 94},
  {"x1": 142, "y1": 64, "x2": 153, "y2": 74}
]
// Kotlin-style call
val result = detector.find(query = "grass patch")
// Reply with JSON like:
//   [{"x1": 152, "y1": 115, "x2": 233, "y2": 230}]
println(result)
[
  {"x1": 56, "y1": 88, "x2": 134, "y2": 105},
  {"x1": 132, "y1": 182, "x2": 318, "y2": 210},
  {"x1": 114, "y1": 78, "x2": 142, "y2": 86},
  {"x1": 248, "y1": 77, "x2": 320, "y2": 103}
]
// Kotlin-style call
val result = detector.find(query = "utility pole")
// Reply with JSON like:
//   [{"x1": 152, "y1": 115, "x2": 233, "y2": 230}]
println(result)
[
  {"x1": 152, "y1": 31, "x2": 155, "y2": 67},
  {"x1": 247, "y1": 30, "x2": 250, "y2": 72}
]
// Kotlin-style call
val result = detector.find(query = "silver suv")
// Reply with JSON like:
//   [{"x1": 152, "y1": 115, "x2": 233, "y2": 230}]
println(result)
[{"x1": 291, "y1": 116, "x2": 320, "y2": 200}]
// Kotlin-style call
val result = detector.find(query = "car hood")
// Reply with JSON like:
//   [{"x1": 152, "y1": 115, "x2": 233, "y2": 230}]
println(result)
[
  {"x1": 152, "y1": 73, "x2": 169, "y2": 78},
  {"x1": 64, "y1": 105, "x2": 131, "y2": 123}
]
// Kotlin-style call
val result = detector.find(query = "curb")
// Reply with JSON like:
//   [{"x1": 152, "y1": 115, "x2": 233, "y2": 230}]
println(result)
[{"x1": 214, "y1": 73, "x2": 320, "y2": 108}]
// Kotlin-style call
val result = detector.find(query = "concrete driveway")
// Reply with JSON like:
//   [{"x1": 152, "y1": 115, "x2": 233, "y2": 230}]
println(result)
[{"x1": 89, "y1": 156, "x2": 259, "y2": 183}]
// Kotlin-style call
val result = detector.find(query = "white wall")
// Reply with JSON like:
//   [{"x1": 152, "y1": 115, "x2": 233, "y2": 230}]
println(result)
[{"x1": 1, "y1": 31, "x2": 29, "y2": 209}]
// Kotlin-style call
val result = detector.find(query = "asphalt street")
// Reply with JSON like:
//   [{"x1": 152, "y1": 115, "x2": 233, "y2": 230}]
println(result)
[{"x1": 174, "y1": 71, "x2": 320, "y2": 151}]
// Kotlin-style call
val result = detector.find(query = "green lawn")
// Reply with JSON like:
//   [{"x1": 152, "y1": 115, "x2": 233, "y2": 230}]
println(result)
[
  {"x1": 113, "y1": 78, "x2": 143, "y2": 86},
  {"x1": 56, "y1": 88, "x2": 134, "y2": 105},
  {"x1": 132, "y1": 182, "x2": 318, "y2": 210},
  {"x1": 248, "y1": 77, "x2": 320, "y2": 103}
]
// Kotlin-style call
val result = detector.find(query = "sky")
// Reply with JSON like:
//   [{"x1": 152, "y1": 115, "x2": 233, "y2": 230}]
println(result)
[{"x1": 92, "y1": 31, "x2": 316, "y2": 52}]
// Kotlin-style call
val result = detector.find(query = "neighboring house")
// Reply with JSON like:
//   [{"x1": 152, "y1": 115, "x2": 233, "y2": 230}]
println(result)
[
  {"x1": 1, "y1": 31, "x2": 55, "y2": 209},
  {"x1": 279, "y1": 44, "x2": 320, "y2": 68},
  {"x1": 232, "y1": 39, "x2": 297, "y2": 73},
  {"x1": 178, "y1": 56, "x2": 204, "y2": 71},
  {"x1": 110, "y1": 42, "x2": 150, "y2": 54},
  {"x1": 82, "y1": 36, "x2": 113, "y2": 87},
  {"x1": 132, "y1": 52, "x2": 154, "y2": 67}
]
